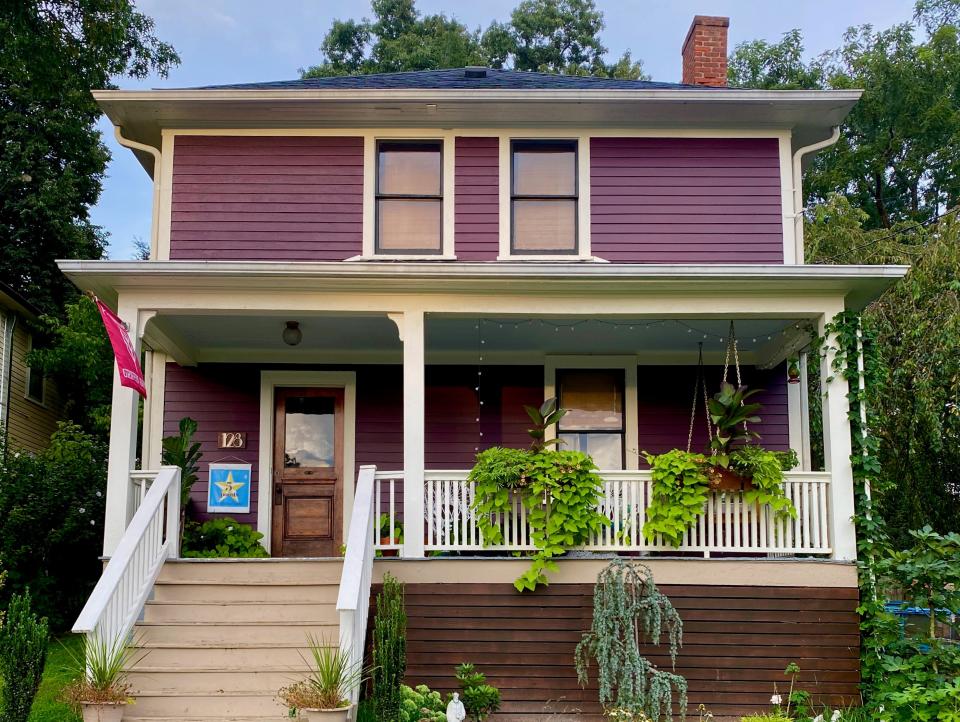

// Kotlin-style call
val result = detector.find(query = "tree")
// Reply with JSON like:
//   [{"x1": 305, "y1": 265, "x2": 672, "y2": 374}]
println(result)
[
  {"x1": 729, "y1": 2, "x2": 960, "y2": 229},
  {"x1": 0, "y1": 0, "x2": 178, "y2": 314},
  {"x1": 302, "y1": 0, "x2": 646, "y2": 80}
]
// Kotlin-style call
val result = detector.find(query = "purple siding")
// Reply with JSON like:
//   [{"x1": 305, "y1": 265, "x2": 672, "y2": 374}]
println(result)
[
  {"x1": 590, "y1": 138, "x2": 784, "y2": 263},
  {"x1": 170, "y1": 136, "x2": 364, "y2": 260},
  {"x1": 164, "y1": 362, "x2": 788, "y2": 528},
  {"x1": 454, "y1": 137, "x2": 499, "y2": 260},
  {"x1": 637, "y1": 363, "x2": 790, "y2": 461}
]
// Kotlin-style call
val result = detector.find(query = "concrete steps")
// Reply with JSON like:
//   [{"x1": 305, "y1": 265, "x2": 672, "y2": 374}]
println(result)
[{"x1": 127, "y1": 559, "x2": 343, "y2": 721}]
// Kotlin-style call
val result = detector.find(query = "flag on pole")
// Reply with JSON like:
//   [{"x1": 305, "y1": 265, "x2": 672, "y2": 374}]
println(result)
[{"x1": 93, "y1": 297, "x2": 147, "y2": 398}]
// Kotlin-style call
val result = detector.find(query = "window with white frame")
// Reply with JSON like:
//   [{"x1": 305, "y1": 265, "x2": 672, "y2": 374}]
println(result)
[
  {"x1": 376, "y1": 140, "x2": 443, "y2": 254},
  {"x1": 511, "y1": 139, "x2": 578, "y2": 254},
  {"x1": 557, "y1": 369, "x2": 624, "y2": 469},
  {"x1": 25, "y1": 335, "x2": 44, "y2": 405}
]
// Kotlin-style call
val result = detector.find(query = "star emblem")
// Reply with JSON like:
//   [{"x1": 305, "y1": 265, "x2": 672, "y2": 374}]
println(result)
[{"x1": 214, "y1": 471, "x2": 245, "y2": 503}]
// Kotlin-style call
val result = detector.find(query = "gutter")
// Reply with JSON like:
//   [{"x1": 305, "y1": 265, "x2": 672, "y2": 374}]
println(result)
[
  {"x1": 791, "y1": 127, "x2": 842, "y2": 263},
  {"x1": 112, "y1": 126, "x2": 162, "y2": 258}
]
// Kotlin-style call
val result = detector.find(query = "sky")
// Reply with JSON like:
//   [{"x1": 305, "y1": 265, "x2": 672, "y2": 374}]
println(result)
[{"x1": 93, "y1": 0, "x2": 917, "y2": 259}]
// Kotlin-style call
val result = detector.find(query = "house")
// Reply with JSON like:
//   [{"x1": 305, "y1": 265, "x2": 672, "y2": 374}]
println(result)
[
  {"x1": 0, "y1": 281, "x2": 64, "y2": 453},
  {"x1": 62, "y1": 15, "x2": 908, "y2": 721}
]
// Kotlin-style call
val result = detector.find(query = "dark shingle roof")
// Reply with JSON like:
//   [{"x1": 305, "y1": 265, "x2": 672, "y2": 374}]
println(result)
[{"x1": 189, "y1": 67, "x2": 712, "y2": 91}]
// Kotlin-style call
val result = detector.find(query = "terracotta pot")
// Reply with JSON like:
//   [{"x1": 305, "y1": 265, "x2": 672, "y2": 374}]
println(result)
[
  {"x1": 81, "y1": 702, "x2": 125, "y2": 722},
  {"x1": 379, "y1": 536, "x2": 400, "y2": 556},
  {"x1": 707, "y1": 466, "x2": 753, "y2": 492},
  {"x1": 303, "y1": 704, "x2": 353, "y2": 722}
]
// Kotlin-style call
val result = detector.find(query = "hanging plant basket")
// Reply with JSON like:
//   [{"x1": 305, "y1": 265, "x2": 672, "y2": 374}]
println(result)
[{"x1": 706, "y1": 465, "x2": 753, "y2": 492}]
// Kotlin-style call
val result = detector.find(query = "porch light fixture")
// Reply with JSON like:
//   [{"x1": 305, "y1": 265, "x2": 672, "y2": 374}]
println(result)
[{"x1": 282, "y1": 321, "x2": 302, "y2": 346}]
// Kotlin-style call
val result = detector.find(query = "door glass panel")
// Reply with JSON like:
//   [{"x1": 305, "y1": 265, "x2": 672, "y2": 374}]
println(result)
[{"x1": 284, "y1": 396, "x2": 335, "y2": 468}]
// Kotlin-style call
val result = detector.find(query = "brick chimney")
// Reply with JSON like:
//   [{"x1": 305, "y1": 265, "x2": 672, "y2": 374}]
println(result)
[{"x1": 681, "y1": 15, "x2": 729, "y2": 87}]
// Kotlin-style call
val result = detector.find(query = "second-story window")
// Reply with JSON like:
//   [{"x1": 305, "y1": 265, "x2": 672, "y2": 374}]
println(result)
[
  {"x1": 511, "y1": 139, "x2": 578, "y2": 254},
  {"x1": 376, "y1": 140, "x2": 443, "y2": 254}
]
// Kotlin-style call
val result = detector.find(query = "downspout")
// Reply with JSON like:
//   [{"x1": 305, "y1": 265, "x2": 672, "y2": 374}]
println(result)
[
  {"x1": 791, "y1": 126, "x2": 841, "y2": 263},
  {"x1": 113, "y1": 126, "x2": 162, "y2": 260}
]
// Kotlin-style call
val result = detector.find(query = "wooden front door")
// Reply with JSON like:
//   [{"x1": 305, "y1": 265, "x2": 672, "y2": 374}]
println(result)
[{"x1": 272, "y1": 387, "x2": 344, "y2": 557}]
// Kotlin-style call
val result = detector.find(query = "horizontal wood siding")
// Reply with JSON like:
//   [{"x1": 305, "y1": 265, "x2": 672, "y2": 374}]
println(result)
[
  {"x1": 170, "y1": 136, "x2": 364, "y2": 260},
  {"x1": 638, "y1": 363, "x2": 789, "y2": 459},
  {"x1": 5, "y1": 323, "x2": 64, "y2": 453},
  {"x1": 402, "y1": 582, "x2": 860, "y2": 721},
  {"x1": 590, "y1": 138, "x2": 784, "y2": 263},
  {"x1": 455, "y1": 137, "x2": 499, "y2": 260}
]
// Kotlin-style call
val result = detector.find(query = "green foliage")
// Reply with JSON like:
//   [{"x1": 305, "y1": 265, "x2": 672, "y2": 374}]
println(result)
[
  {"x1": 279, "y1": 637, "x2": 363, "y2": 712},
  {"x1": 730, "y1": 446, "x2": 798, "y2": 521},
  {"x1": 302, "y1": 0, "x2": 646, "y2": 79},
  {"x1": 455, "y1": 663, "x2": 501, "y2": 722},
  {"x1": 398, "y1": 683, "x2": 446, "y2": 722},
  {"x1": 730, "y1": 5, "x2": 960, "y2": 229},
  {"x1": 60, "y1": 634, "x2": 137, "y2": 706},
  {"x1": 524, "y1": 396, "x2": 566, "y2": 451},
  {"x1": 642, "y1": 449, "x2": 710, "y2": 547},
  {"x1": 372, "y1": 573, "x2": 406, "y2": 722},
  {"x1": 0, "y1": 424, "x2": 106, "y2": 629},
  {"x1": 27, "y1": 296, "x2": 114, "y2": 435},
  {"x1": 707, "y1": 381, "x2": 762, "y2": 466},
  {"x1": 0, "y1": 592, "x2": 50, "y2": 722},
  {"x1": 575, "y1": 560, "x2": 687, "y2": 722},
  {"x1": 26, "y1": 634, "x2": 83, "y2": 722},
  {"x1": 0, "y1": 0, "x2": 178, "y2": 314},
  {"x1": 161, "y1": 417, "x2": 202, "y2": 511},
  {"x1": 180, "y1": 518, "x2": 268, "y2": 558},
  {"x1": 471, "y1": 446, "x2": 606, "y2": 591}
]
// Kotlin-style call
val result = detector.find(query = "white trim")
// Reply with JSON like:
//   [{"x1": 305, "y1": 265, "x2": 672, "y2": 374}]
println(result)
[
  {"x1": 0, "y1": 310, "x2": 13, "y2": 435},
  {"x1": 401, "y1": 310, "x2": 426, "y2": 557},
  {"x1": 157, "y1": 131, "x2": 174, "y2": 261},
  {"x1": 799, "y1": 351, "x2": 812, "y2": 471},
  {"x1": 142, "y1": 351, "x2": 168, "y2": 469},
  {"x1": 257, "y1": 370, "x2": 357, "y2": 553},
  {"x1": 787, "y1": 360, "x2": 803, "y2": 463},
  {"x1": 362, "y1": 131, "x2": 455, "y2": 259},
  {"x1": 779, "y1": 135, "x2": 798, "y2": 264},
  {"x1": 166, "y1": 127, "x2": 795, "y2": 139},
  {"x1": 543, "y1": 355, "x2": 639, "y2": 471}
]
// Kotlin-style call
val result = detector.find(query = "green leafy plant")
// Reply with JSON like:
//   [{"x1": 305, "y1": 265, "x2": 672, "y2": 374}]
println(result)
[
  {"x1": 378, "y1": 514, "x2": 404, "y2": 543},
  {"x1": 161, "y1": 416, "x2": 202, "y2": 511},
  {"x1": 0, "y1": 425, "x2": 106, "y2": 629},
  {"x1": 278, "y1": 636, "x2": 363, "y2": 712},
  {"x1": 398, "y1": 683, "x2": 446, "y2": 722},
  {"x1": 524, "y1": 397, "x2": 567, "y2": 452},
  {"x1": 471, "y1": 445, "x2": 606, "y2": 591},
  {"x1": 642, "y1": 449, "x2": 710, "y2": 547},
  {"x1": 60, "y1": 633, "x2": 140, "y2": 707},
  {"x1": 729, "y1": 446, "x2": 797, "y2": 521},
  {"x1": 575, "y1": 560, "x2": 687, "y2": 722},
  {"x1": 0, "y1": 591, "x2": 50, "y2": 722},
  {"x1": 180, "y1": 517, "x2": 269, "y2": 558},
  {"x1": 371, "y1": 573, "x2": 406, "y2": 721},
  {"x1": 707, "y1": 381, "x2": 762, "y2": 467},
  {"x1": 456, "y1": 663, "x2": 501, "y2": 722}
]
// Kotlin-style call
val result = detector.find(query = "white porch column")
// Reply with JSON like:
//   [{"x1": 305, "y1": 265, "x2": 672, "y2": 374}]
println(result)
[
  {"x1": 141, "y1": 350, "x2": 168, "y2": 469},
  {"x1": 819, "y1": 313, "x2": 858, "y2": 561},
  {"x1": 102, "y1": 300, "x2": 143, "y2": 556},
  {"x1": 401, "y1": 309, "x2": 425, "y2": 558}
]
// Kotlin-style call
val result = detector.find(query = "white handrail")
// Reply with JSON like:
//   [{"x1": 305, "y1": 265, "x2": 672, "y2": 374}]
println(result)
[
  {"x1": 336, "y1": 465, "x2": 377, "y2": 710},
  {"x1": 73, "y1": 465, "x2": 181, "y2": 644}
]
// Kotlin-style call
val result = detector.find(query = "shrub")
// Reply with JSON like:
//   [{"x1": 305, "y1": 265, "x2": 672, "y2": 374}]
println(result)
[
  {"x1": 455, "y1": 663, "x2": 501, "y2": 722},
  {"x1": 160, "y1": 417, "x2": 201, "y2": 512},
  {"x1": 180, "y1": 517, "x2": 268, "y2": 558},
  {"x1": 0, "y1": 424, "x2": 106, "y2": 628},
  {"x1": 399, "y1": 684, "x2": 446, "y2": 722},
  {"x1": 60, "y1": 634, "x2": 137, "y2": 707},
  {"x1": 0, "y1": 591, "x2": 50, "y2": 722},
  {"x1": 372, "y1": 573, "x2": 406, "y2": 721}
]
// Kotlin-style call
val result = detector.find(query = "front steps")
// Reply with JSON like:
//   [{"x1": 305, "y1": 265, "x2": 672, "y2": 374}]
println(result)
[{"x1": 124, "y1": 559, "x2": 343, "y2": 722}]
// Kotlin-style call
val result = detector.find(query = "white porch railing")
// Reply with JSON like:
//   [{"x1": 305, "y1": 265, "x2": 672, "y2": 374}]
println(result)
[
  {"x1": 374, "y1": 469, "x2": 833, "y2": 557},
  {"x1": 336, "y1": 465, "x2": 377, "y2": 709},
  {"x1": 73, "y1": 466, "x2": 181, "y2": 645}
]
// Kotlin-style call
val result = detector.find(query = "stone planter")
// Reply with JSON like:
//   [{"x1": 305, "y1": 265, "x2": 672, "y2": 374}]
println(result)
[
  {"x1": 81, "y1": 702, "x2": 126, "y2": 722},
  {"x1": 302, "y1": 704, "x2": 353, "y2": 722}
]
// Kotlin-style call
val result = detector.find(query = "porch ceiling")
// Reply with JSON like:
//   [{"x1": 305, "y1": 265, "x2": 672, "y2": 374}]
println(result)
[{"x1": 146, "y1": 312, "x2": 807, "y2": 367}]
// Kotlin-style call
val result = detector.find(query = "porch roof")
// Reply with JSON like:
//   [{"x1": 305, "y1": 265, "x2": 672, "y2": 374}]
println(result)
[{"x1": 59, "y1": 260, "x2": 907, "y2": 311}]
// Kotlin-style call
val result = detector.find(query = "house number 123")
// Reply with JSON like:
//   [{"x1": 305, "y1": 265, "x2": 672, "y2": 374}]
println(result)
[{"x1": 218, "y1": 432, "x2": 246, "y2": 449}]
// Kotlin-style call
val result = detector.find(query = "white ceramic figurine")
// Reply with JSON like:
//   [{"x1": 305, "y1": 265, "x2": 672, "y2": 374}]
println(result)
[{"x1": 446, "y1": 691, "x2": 466, "y2": 722}]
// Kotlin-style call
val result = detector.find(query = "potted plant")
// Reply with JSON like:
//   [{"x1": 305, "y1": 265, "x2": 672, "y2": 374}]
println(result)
[
  {"x1": 706, "y1": 381, "x2": 762, "y2": 491},
  {"x1": 61, "y1": 634, "x2": 140, "y2": 722},
  {"x1": 377, "y1": 514, "x2": 403, "y2": 557},
  {"x1": 278, "y1": 636, "x2": 363, "y2": 721}
]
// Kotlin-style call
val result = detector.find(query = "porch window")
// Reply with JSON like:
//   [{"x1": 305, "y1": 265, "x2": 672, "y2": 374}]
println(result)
[
  {"x1": 376, "y1": 140, "x2": 443, "y2": 254},
  {"x1": 511, "y1": 140, "x2": 578, "y2": 254},
  {"x1": 557, "y1": 369, "x2": 624, "y2": 469}
]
